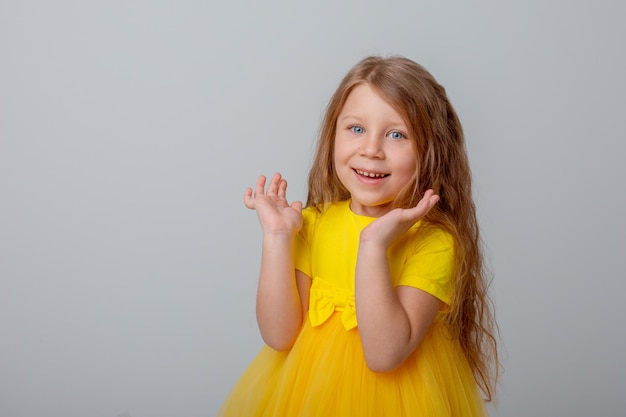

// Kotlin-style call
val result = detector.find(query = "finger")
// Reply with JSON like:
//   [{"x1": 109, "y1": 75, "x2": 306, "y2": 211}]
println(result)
[
  {"x1": 423, "y1": 194, "x2": 439, "y2": 211},
  {"x1": 291, "y1": 200, "x2": 303, "y2": 212},
  {"x1": 406, "y1": 190, "x2": 439, "y2": 219},
  {"x1": 266, "y1": 172, "x2": 282, "y2": 196},
  {"x1": 243, "y1": 187, "x2": 255, "y2": 209},
  {"x1": 428, "y1": 194, "x2": 440, "y2": 207},
  {"x1": 419, "y1": 189, "x2": 437, "y2": 203},
  {"x1": 254, "y1": 175, "x2": 267, "y2": 198},
  {"x1": 423, "y1": 189, "x2": 440, "y2": 208},
  {"x1": 277, "y1": 179, "x2": 288, "y2": 199},
  {"x1": 421, "y1": 189, "x2": 435, "y2": 201}
]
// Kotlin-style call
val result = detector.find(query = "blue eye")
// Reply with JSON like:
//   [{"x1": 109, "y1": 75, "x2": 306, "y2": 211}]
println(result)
[
  {"x1": 350, "y1": 125, "x2": 364, "y2": 134},
  {"x1": 389, "y1": 131, "x2": 405, "y2": 140}
]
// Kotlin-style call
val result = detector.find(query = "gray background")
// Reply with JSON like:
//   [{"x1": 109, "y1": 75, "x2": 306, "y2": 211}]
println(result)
[{"x1": 1, "y1": 1, "x2": 625, "y2": 416}]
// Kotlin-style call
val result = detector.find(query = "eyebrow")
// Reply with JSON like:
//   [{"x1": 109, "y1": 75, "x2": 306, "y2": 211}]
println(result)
[
  {"x1": 337, "y1": 114, "x2": 408, "y2": 129},
  {"x1": 337, "y1": 115, "x2": 360, "y2": 123}
]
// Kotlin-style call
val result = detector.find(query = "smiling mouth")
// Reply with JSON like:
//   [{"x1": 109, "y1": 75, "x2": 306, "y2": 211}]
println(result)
[{"x1": 354, "y1": 169, "x2": 389, "y2": 178}]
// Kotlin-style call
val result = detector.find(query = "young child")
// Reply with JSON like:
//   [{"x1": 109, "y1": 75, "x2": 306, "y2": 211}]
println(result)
[{"x1": 218, "y1": 56, "x2": 499, "y2": 417}]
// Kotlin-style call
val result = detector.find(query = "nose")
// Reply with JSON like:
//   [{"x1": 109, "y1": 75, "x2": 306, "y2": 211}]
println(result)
[{"x1": 359, "y1": 134, "x2": 384, "y2": 159}]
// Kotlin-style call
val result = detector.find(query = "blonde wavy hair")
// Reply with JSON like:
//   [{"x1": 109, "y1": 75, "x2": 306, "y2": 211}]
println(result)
[{"x1": 306, "y1": 56, "x2": 500, "y2": 401}]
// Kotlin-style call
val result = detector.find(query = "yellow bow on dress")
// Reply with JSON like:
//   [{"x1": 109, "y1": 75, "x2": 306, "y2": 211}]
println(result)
[{"x1": 308, "y1": 277, "x2": 358, "y2": 330}]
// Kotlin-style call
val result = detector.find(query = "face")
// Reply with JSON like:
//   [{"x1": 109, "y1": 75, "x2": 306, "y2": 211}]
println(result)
[{"x1": 333, "y1": 83, "x2": 417, "y2": 217}]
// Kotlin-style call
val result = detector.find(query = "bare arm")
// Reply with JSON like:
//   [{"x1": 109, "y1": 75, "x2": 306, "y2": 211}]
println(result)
[
  {"x1": 355, "y1": 190, "x2": 442, "y2": 372},
  {"x1": 244, "y1": 173, "x2": 309, "y2": 351}
]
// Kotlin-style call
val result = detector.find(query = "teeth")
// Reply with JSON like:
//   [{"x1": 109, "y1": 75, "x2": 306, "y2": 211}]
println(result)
[{"x1": 356, "y1": 169, "x2": 387, "y2": 178}]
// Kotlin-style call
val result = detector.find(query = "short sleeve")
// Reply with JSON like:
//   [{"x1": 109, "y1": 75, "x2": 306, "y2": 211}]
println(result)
[
  {"x1": 395, "y1": 226, "x2": 455, "y2": 306},
  {"x1": 293, "y1": 206, "x2": 318, "y2": 279}
]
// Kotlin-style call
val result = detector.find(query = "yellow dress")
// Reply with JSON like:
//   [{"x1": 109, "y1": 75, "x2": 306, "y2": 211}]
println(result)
[{"x1": 218, "y1": 201, "x2": 488, "y2": 416}]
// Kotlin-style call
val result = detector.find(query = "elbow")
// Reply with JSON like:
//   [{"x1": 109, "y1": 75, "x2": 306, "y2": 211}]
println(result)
[
  {"x1": 362, "y1": 337, "x2": 422, "y2": 372},
  {"x1": 363, "y1": 351, "x2": 406, "y2": 373},
  {"x1": 361, "y1": 328, "x2": 428, "y2": 372},
  {"x1": 261, "y1": 332, "x2": 297, "y2": 352},
  {"x1": 257, "y1": 312, "x2": 302, "y2": 352}
]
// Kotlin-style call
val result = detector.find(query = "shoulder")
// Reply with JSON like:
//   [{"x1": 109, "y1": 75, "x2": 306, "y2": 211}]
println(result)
[
  {"x1": 299, "y1": 204, "x2": 323, "y2": 242},
  {"x1": 301, "y1": 205, "x2": 320, "y2": 224},
  {"x1": 394, "y1": 222, "x2": 456, "y2": 305},
  {"x1": 404, "y1": 221, "x2": 455, "y2": 254}
]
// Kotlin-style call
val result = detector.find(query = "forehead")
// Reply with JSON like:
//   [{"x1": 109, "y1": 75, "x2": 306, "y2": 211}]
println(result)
[{"x1": 338, "y1": 84, "x2": 407, "y2": 125}]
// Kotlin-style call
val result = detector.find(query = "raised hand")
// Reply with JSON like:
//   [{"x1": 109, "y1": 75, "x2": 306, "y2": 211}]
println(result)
[
  {"x1": 244, "y1": 173, "x2": 303, "y2": 236},
  {"x1": 360, "y1": 189, "x2": 440, "y2": 247}
]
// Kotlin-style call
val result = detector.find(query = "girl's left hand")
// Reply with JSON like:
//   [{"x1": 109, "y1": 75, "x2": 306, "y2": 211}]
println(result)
[{"x1": 360, "y1": 190, "x2": 440, "y2": 247}]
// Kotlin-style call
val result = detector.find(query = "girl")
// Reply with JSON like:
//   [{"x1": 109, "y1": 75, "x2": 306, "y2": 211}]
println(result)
[{"x1": 218, "y1": 56, "x2": 499, "y2": 416}]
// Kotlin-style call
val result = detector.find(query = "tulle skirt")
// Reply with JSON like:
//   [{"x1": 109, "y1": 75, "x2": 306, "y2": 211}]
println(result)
[{"x1": 217, "y1": 312, "x2": 488, "y2": 417}]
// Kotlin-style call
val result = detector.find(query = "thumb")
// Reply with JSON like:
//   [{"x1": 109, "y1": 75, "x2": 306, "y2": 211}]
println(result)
[
  {"x1": 291, "y1": 200, "x2": 303, "y2": 212},
  {"x1": 243, "y1": 187, "x2": 256, "y2": 210}
]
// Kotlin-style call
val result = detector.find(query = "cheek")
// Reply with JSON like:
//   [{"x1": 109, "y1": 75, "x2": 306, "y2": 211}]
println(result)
[
  {"x1": 332, "y1": 145, "x2": 339, "y2": 168},
  {"x1": 333, "y1": 139, "x2": 347, "y2": 164},
  {"x1": 394, "y1": 150, "x2": 418, "y2": 175},
  {"x1": 331, "y1": 144, "x2": 343, "y2": 176}
]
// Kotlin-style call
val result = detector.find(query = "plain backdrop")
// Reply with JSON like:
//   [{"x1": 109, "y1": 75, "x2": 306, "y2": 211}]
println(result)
[{"x1": 1, "y1": 1, "x2": 625, "y2": 416}]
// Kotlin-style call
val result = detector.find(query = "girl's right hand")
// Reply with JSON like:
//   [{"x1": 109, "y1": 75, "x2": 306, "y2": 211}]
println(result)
[{"x1": 243, "y1": 173, "x2": 303, "y2": 236}]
